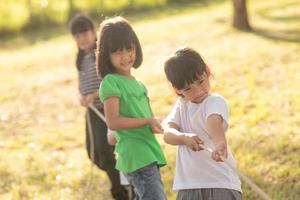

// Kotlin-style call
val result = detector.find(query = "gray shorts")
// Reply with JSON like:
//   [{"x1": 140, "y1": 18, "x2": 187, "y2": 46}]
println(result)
[{"x1": 177, "y1": 188, "x2": 242, "y2": 200}]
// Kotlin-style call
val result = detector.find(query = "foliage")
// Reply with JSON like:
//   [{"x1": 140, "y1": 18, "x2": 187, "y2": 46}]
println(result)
[{"x1": 0, "y1": 0, "x2": 201, "y2": 36}]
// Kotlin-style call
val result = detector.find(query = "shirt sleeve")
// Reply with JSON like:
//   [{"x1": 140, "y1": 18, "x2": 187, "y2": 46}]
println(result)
[
  {"x1": 162, "y1": 99, "x2": 181, "y2": 129},
  {"x1": 205, "y1": 95, "x2": 229, "y2": 132},
  {"x1": 99, "y1": 75, "x2": 121, "y2": 102},
  {"x1": 140, "y1": 82, "x2": 148, "y2": 96}
]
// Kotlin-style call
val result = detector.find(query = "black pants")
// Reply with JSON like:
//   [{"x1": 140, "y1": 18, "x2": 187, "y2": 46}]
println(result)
[{"x1": 86, "y1": 107, "x2": 129, "y2": 200}]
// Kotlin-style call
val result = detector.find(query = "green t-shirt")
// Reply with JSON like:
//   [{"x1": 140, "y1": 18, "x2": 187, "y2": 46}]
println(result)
[{"x1": 99, "y1": 74, "x2": 167, "y2": 173}]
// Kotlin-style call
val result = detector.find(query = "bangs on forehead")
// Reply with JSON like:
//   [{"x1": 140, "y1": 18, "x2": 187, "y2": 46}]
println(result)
[
  {"x1": 185, "y1": 71, "x2": 203, "y2": 86},
  {"x1": 108, "y1": 30, "x2": 135, "y2": 52},
  {"x1": 167, "y1": 56, "x2": 205, "y2": 90},
  {"x1": 72, "y1": 23, "x2": 91, "y2": 34},
  {"x1": 175, "y1": 70, "x2": 203, "y2": 89}
]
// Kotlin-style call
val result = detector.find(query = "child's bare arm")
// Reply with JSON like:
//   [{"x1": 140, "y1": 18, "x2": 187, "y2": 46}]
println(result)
[
  {"x1": 206, "y1": 114, "x2": 228, "y2": 161},
  {"x1": 163, "y1": 122, "x2": 203, "y2": 151},
  {"x1": 104, "y1": 96, "x2": 163, "y2": 133}
]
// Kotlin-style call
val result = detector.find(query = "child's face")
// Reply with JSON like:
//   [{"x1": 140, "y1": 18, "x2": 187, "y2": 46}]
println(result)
[
  {"x1": 109, "y1": 46, "x2": 136, "y2": 75},
  {"x1": 73, "y1": 30, "x2": 96, "y2": 52},
  {"x1": 174, "y1": 73, "x2": 210, "y2": 103}
]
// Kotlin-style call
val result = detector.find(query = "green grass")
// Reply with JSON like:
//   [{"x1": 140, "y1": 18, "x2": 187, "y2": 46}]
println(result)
[{"x1": 1, "y1": 0, "x2": 300, "y2": 199}]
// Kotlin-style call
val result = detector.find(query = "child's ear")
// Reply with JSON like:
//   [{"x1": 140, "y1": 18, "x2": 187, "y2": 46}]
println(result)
[
  {"x1": 206, "y1": 65, "x2": 211, "y2": 77},
  {"x1": 174, "y1": 87, "x2": 184, "y2": 98}
]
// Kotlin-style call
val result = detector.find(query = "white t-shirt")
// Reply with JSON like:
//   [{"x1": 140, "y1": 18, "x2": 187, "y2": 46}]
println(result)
[{"x1": 164, "y1": 94, "x2": 241, "y2": 192}]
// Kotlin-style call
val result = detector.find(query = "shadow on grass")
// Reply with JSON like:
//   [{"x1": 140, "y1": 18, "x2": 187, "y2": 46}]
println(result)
[
  {"x1": 253, "y1": 28, "x2": 300, "y2": 43},
  {"x1": 252, "y1": 0, "x2": 300, "y2": 43},
  {"x1": 255, "y1": 0, "x2": 300, "y2": 15}
]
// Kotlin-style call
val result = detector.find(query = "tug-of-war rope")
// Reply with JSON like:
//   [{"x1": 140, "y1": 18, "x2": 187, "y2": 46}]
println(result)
[{"x1": 86, "y1": 104, "x2": 272, "y2": 200}]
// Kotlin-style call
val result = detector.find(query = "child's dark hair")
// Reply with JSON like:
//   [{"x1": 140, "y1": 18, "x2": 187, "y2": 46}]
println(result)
[
  {"x1": 69, "y1": 13, "x2": 96, "y2": 70},
  {"x1": 96, "y1": 16, "x2": 143, "y2": 78},
  {"x1": 164, "y1": 47, "x2": 209, "y2": 90}
]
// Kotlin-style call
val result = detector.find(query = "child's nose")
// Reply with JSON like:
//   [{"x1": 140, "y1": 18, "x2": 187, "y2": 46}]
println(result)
[
  {"x1": 196, "y1": 88, "x2": 205, "y2": 95},
  {"x1": 78, "y1": 35, "x2": 86, "y2": 43},
  {"x1": 122, "y1": 51, "x2": 131, "y2": 60}
]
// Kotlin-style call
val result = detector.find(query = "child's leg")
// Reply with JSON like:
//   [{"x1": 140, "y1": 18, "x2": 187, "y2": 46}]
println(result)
[
  {"x1": 124, "y1": 163, "x2": 166, "y2": 200},
  {"x1": 86, "y1": 108, "x2": 129, "y2": 200},
  {"x1": 177, "y1": 188, "x2": 242, "y2": 200},
  {"x1": 120, "y1": 172, "x2": 135, "y2": 200}
]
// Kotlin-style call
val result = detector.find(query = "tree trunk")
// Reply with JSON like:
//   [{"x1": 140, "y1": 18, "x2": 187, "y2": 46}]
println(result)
[
  {"x1": 99, "y1": 0, "x2": 104, "y2": 9},
  {"x1": 128, "y1": 0, "x2": 134, "y2": 9},
  {"x1": 232, "y1": 0, "x2": 251, "y2": 30},
  {"x1": 68, "y1": 0, "x2": 75, "y2": 20},
  {"x1": 27, "y1": 0, "x2": 33, "y2": 20}
]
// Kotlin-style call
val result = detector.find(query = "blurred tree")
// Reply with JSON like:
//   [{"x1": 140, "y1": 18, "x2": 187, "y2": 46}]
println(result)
[
  {"x1": 27, "y1": 0, "x2": 33, "y2": 20},
  {"x1": 99, "y1": 0, "x2": 104, "y2": 9},
  {"x1": 68, "y1": 0, "x2": 75, "y2": 20},
  {"x1": 232, "y1": 0, "x2": 251, "y2": 30},
  {"x1": 128, "y1": 0, "x2": 134, "y2": 9},
  {"x1": 167, "y1": 0, "x2": 195, "y2": 3}
]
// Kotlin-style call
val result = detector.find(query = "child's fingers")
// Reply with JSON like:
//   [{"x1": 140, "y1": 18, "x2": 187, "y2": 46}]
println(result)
[
  {"x1": 156, "y1": 125, "x2": 163, "y2": 132},
  {"x1": 211, "y1": 151, "x2": 225, "y2": 162},
  {"x1": 152, "y1": 125, "x2": 163, "y2": 134},
  {"x1": 150, "y1": 118, "x2": 164, "y2": 133},
  {"x1": 193, "y1": 138, "x2": 204, "y2": 150},
  {"x1": 191, "y1": 143, "x2": 199, "y2": 151},
  {"x1": 192, "y1": 141, "x2": 202, "y2": 151},
  {"x1": 195, "y1": 137, "x2": 204, "y2": 149},
  {"x1": 211, "y1": 151, "x2": 217, "y2": 161},
  {"x1": 219, "y1": 150, "x2": 227, "y2": 161},
  {"x1": 217, "y1": 147, "x2": 227, "y2": 160},
  {"x1": 191, "y1": 136, "x2": 204, "y2": 150}
]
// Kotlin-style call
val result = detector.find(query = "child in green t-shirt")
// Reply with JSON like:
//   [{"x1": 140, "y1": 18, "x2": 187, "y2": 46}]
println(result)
[{"x1": 96, "y1": 16, "x2": 167, "y2": 200}]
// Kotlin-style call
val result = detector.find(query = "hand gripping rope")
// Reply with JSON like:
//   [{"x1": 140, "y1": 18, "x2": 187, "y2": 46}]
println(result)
[
  {"x1": 88, "y1": 104, "x2": 272, "y2": 200},
  {"x1": 199, "y1": 144, "x2": 272, "y2": 200}
]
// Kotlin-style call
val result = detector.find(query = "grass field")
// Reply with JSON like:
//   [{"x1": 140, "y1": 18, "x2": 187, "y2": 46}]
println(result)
[{"x1": 0, "y1": 0, "x2": 299, "y2": 199}]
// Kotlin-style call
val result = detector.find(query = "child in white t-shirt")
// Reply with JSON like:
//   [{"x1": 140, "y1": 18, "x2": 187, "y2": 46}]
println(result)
[{"x1": 163, "y1": 47, "x2": 242, "y2": 200}]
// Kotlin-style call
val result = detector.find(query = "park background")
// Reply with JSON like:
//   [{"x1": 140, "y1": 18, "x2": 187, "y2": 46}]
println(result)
[{"x1": 0, "y1": 0, "x2": 299, "y2": 199}]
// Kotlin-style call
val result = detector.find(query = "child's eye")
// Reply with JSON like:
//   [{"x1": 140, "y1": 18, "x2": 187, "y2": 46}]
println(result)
[
  {"x1": 196, "y1": 80, "x2": 204, "y2": 85},
  {"x1": 112, "y1": 51, "x2": 122, "y2": 55},
  {"x1": 183, "y1": 87, "x2": 191, "y2": 92},
  {"x1": 126, "y1": 46, "x2": 135, "y2": 52}
]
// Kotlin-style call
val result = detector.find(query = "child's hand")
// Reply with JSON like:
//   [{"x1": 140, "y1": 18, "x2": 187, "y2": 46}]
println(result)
[
  {"x1": 85, "y1": 93, "x2": 96, "y2": 106},
  {"x1": 107, "y1": 130, "x2": 117, "y2": 146},
  {"x1": 79, "y1": 96, "x2": 87, "y2": 107},
  {"x1": 212, "y1": 142, "x2": 227, "y2": 162},
  {"x1": 149, "y1": 117, "x2": 163, "y2": 134},
  {"x1": 183, "y1": 134, "x2": 204, "y2": 151}
]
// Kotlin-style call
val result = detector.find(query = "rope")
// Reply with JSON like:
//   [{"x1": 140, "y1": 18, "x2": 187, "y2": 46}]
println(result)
[
  {"x1": 88, "y1": 104, "x2": 272, "y2": 200},
  {"x1": 88, "y1": 105, "x2": 130, "y2": 186},
  {"x1": 199, "y1": 144, "x2": 272, "y2": 200},
  {"x1": 82, "y1": 107, "x2": 95, "y2": 200},
  {"x1": 89, "y1": 104, "x2": 106, "y2": 121}
]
